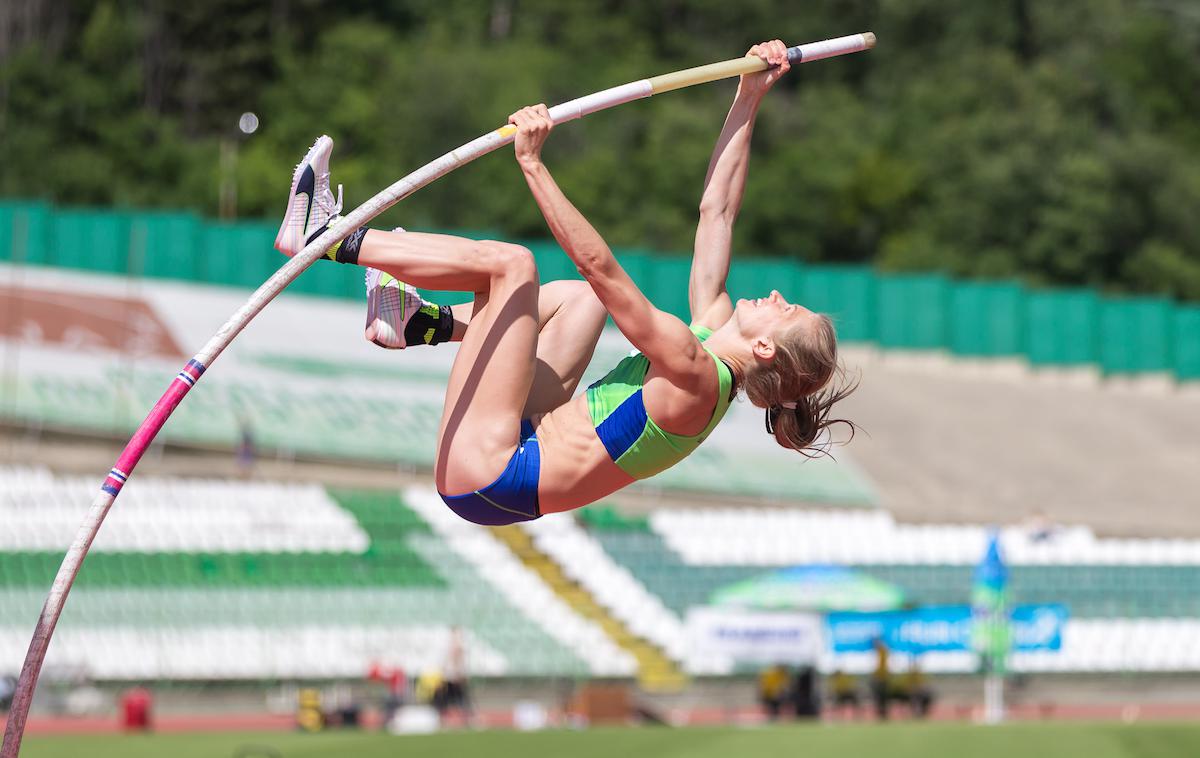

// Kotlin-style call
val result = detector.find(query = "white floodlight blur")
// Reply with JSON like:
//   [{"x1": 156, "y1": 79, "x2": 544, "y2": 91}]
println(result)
[{"x1": 238, "y1": 112, "x2": 259, "y2": 135}]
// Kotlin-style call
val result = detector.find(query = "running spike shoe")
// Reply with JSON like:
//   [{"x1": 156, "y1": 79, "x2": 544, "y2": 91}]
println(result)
[{"x1": 274, "y1": 135, "x2": 343, "y2": 257}]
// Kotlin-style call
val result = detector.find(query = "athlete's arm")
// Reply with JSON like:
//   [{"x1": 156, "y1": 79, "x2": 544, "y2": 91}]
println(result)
[
  {"x1": 511, "y1": 105, "x2": 709, "y2": 384},
  {"x1": 690, "y1": 39, "x2": 790, "y2": 330}
]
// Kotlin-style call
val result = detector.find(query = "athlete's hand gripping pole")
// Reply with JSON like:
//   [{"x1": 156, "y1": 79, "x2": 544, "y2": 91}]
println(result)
[
  {"x1": 504, "y1": 31, "x2": 876, "y2": 134},
  {"x1": 0, "y1": 31, "x2": 874, "y2": 757}
]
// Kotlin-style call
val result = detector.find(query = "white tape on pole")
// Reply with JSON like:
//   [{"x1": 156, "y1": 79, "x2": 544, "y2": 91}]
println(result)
[{"x1": 793, "y1": 32, "x2": 875, "y2": 63}]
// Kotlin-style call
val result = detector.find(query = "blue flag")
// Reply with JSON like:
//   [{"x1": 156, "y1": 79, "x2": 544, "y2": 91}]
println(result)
[{"x1": 971, "y1": 532, "x2": 1011, "y2": 672}]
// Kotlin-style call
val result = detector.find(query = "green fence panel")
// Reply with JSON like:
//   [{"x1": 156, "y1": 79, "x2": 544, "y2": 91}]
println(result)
[
  {"x1": 640, "y1": 256, "x2": 693, "y2": 321},
  {"x1": 876, "y1": 273, "x2": 950, "y2": 349},
  {"x1": 0, "y1": 203, "x2": 16, "y2": 261},
  {"x1": 617, "y1": 249, "x2": 653, "y2": 293},
  {"x1": 1025, "y1": 289, "x2": 1100, "y2": 366},
  {"x1": 598, "y1": 248, "x2": 682, "y2": 316},
  {"x1": 133, "y1": 212, "x2": 202, "y2": 280},
  {"x1": 29, "y1": 205, "x2": 52, "y2": 265},
  {"x1": 1172, "y1": 306, "x2": 1200, "y2": 381},
  {"x1": 949, "y1": 280, "x2": 1025, "y2": 357},
  {"x1": 1098, "y1": 297, "x2": 1173, "y2": 374},
  {"x1": 726, "y1": 257, "x2": 804, "y2": 306},
  {"x1": 422, "y1": 289, "x2": 474, "y2": 306},
  {"x1": 49, "y1": 209, "x2": 131, "y2": 273},
  {"x1": 11, "y1": 201, "x2": 1200, "y2": 381},
  {"x1": 799, "y1": 265, "x2": 876, "y2": 342},
  {"x1": 203, "y1": 222, "x2": 369, "y2": 301},
  {"x1": 293, "y1": 257, "x2": 361, "y2": 299},
  {"x1": 0, "y1": 202, "x2": 52, "y2": 264},
  {"x1": 529, "y1": 240, "x2": 579, "y2": 283},
  {"x1": 197, "y1": 222, "x2": 278, "y2": 288}
]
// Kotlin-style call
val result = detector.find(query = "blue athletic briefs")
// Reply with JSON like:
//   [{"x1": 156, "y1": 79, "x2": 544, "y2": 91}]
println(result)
[{"x1": 439, "y1": 419, "x2": 541, "y2": 526}]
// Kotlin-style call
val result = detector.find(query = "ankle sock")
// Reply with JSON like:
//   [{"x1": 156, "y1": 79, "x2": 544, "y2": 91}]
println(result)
[
  {"x1": 320, "y1": 225, "x2": 368, "y2": 264},
  {"x1": 406, "y1": 302, "x2": 455, "y2": 346}
]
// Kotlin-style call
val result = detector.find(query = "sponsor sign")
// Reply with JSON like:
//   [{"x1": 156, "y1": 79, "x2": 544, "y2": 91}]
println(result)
[
  {"x1": 826, "y1": 604, "x2": 1067, "y2": 654},
  {"x1": 686, "y1": 607, "x2": 823, "y2": 664}
]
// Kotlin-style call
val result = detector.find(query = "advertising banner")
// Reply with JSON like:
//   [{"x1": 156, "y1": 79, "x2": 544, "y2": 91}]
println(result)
[
  {"x1": 685, "y1": 607, "x2": 823, "y2": 665},
  {"x1": 826, "y1": 604, "x2": 1067, "y2": 654}
]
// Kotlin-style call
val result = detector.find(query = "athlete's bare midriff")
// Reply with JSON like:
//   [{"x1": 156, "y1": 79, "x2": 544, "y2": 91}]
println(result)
[
  {"x1": 530, "y1": 357, "x2": 722, "y2": 513},
  {"x1": 531, "y1": 393, "x2": 634, "y2": 513}
]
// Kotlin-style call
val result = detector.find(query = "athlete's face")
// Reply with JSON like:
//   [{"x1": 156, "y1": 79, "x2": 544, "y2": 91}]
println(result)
[{"x1": 734, "y1": 290, "x2": 816, "y2": 344}]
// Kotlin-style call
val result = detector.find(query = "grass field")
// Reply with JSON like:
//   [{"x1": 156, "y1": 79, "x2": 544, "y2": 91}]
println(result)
[{"x1": 17, "y1": 722, "x2": 1200, "y2": 758}]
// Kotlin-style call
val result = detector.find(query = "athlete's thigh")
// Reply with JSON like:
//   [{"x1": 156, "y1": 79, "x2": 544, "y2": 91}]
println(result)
[
  {"x1": 524, "y1": 280, "x2": 607, "y2": 416},
  {"x1": 435, "y1": 249, "x2": 539, "y2": 495}
]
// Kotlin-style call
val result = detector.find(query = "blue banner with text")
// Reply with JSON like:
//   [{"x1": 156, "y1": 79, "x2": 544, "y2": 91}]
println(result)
[{"x1": 826, "y1": 604, "x2": 1067, "y2": 653}]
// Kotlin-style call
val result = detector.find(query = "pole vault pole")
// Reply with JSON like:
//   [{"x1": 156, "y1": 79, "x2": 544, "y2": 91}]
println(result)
[{"x1": 0, "y1": 32, "x2": 873, "y2": 757}]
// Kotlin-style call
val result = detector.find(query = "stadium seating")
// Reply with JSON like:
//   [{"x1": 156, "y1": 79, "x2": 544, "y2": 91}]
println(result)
[
  {"x1": 6, "y1": 465, "x2": 1200, "y2": 678},
  {"x1": 578, "y1": 507, "x2": 1200, "y2": 674},
  {"x1": 4, "y1": 368, "x2": 874, "y2": 505},
  {"x1": 403, "y1": 488, "x2": 637, "y2": 677},
  {"x1": 521, "y1": 515, "x2": 687, "y2": 662},
  {"x1": 0, "y1": 466, "x2": 631, "y2": 679},
  {"x1": 632, "y1": 508, "x2": 1200, "y2": 613}
]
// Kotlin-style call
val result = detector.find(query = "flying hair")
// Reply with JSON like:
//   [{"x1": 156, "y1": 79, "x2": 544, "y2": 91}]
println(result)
[{"x1": 741, "y1": 313, "x2": 859, "y2": 458}]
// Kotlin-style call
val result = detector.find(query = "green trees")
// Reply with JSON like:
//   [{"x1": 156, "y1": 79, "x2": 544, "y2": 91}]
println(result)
[{"x1": 2, "y1": 0, "x2": 1198, "y2": 299}]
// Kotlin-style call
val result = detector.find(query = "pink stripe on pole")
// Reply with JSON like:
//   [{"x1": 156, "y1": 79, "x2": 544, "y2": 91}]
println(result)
[{"x1": 111, "y1": 369, "x2": 197, "y2": 477}]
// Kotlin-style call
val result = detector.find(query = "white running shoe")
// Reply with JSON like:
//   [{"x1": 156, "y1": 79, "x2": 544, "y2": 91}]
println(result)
[
  {"x1": 364, "y1": 229, "x2": 426, "y2": 349},
  {"x1": 274, "y1": 135, "x2": 344, "y2": 258}
]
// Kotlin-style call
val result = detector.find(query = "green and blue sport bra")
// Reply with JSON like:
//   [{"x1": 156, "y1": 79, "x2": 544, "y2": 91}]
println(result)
[{"x1": 585, "y1": 325, "x2": 734, "y2": 480}]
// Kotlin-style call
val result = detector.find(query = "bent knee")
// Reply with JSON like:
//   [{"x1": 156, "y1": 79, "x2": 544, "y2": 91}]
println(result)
[
  {"x1": 559, "y1": 280, "x2": 605, "y2": 321},
  {"x1": 483, "y1": 241, "x2": 538, "y2": 283}
]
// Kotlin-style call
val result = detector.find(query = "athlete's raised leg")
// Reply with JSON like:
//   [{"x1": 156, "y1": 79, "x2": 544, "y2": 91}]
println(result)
[
  {"x1": 356, "y1": 232, "x2": 541, "y2": 495},
  {"x1": 361, "y1": 247, "x2": 604, "y2": 415},
  {"x1": 523, "y1": 280, "x2": 606, "y2": 415},
  {"x1": 275, "y1": 136, "x2": 541, "y2": 495},
  {"x1": 368, "y1": 280, "x2": 602, "y2": 413},
  {"x1": 274, "y1": 136, "x2": 604, "y2": 417}
]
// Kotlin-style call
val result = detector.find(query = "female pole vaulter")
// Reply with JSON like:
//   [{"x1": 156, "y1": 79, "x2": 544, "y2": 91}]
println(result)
[{"x1": 274, "y1": 40, "x2": 856, "y2": 526}]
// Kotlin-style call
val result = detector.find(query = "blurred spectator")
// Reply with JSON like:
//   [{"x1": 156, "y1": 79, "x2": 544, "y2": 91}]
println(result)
[
  {"x1": 296, "y1": 687, "x2": 324, "y2": 732},
  {"x1": 120, "y1": 685, "x2": 153, "y2": 732},
  {"x1": 828, "y1": 668, "x2": 861, "y2": 720},
  {"x1": 1023, "y1": 509, "x2": 1060, "y2": 544},
  {"x1": 870, "y1": 637, "x2": 891, "y2": 721},
  {"x1": 757, "y1": 664, "x2": 789, "y2": 721},
  {"x1": 790, "y1": 665, "x2": 820, "y2": 719},
  {"x1": 438, "y1": 626, "x2": 473, "y2": 725},
  {"x1": 0, "y1": 674, "x2": 16, "y2": 711},
  {"x1": 368, "y1": 662, "x2": 407, "y2": 730},
  {"x1": 331, "y1": 702, "x2": 362, "y2": 729},
  {"x1": 235, "y1": 415, "x2": 256, "y2": 478},
  {"x1": 415, "y1": 669, "x2": 444, "y2": 707},
  {"x1": 899, "y1": 658, "x2": 935, "y2": 719}
]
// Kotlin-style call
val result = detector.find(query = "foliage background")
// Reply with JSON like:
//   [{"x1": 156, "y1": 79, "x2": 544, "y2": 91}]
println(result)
[{"x1": 2, "y1": 0, "x2": 1199, "y2": 299}]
